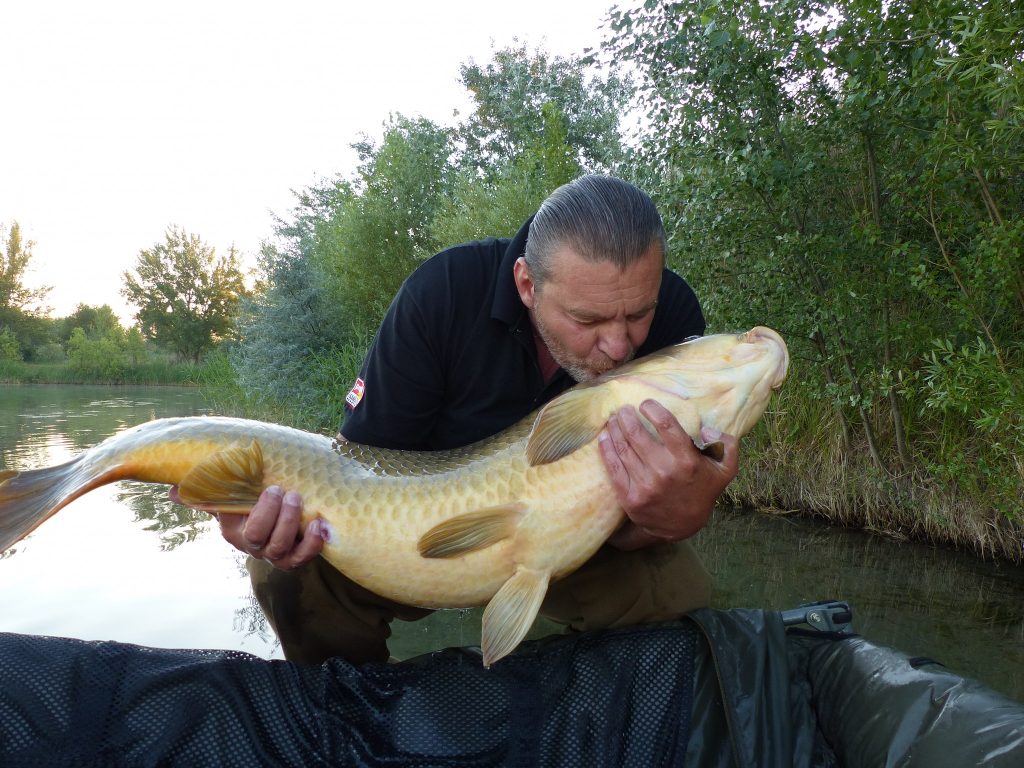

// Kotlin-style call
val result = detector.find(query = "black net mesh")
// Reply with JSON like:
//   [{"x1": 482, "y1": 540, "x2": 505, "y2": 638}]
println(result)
[{"x1": 0, "y1": 620, "x2": 697, "y2": 767}]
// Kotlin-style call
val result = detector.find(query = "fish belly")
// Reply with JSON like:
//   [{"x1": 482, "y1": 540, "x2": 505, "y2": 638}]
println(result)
[{"x1": 311, "y1": 442, "x2": 624, "y2": 609}]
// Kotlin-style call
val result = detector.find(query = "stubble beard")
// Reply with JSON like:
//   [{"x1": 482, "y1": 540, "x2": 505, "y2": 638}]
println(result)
[{"x1": 532, "y1": 309, "x2": 635, "y2": 383}]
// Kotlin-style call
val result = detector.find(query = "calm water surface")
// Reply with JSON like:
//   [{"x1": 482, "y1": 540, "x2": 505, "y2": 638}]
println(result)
[{"x1": 1, "y1": 384, "x2": 1022, "y2": 701}]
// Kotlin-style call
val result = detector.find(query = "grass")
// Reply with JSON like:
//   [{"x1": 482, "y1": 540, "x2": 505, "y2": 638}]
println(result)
[
  {"x1": 728, "y1": 386, "x2": 1024, "y2": 563},
  {"x1": 0, "y1": 358, "x2": 201, "y2": 386}
]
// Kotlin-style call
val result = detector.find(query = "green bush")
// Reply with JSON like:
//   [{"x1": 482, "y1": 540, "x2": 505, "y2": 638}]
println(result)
[
  {"x1": 0, "y1": 328, "x2": 21, "y2": 361},
  {"x1": 67, "y1": 327, "x2": 128, "y2": 380},
  {"x1": 33, "y1": 342, "x2": 66, "y2": 363}
]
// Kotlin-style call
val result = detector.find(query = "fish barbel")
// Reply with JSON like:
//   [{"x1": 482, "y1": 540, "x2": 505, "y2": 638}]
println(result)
[{"x1": 0, "y1": 327, "x2": 788, "y2": 665}]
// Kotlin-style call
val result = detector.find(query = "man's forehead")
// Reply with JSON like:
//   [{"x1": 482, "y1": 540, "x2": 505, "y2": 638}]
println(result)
[{"x1": 543, "y1": 247, "x2": 663, "y2": 314}]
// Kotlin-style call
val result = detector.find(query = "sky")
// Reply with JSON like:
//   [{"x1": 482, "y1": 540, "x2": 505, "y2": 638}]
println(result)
[{"x1": 1, "y1": 0, "x2": 618, "y2": 322}]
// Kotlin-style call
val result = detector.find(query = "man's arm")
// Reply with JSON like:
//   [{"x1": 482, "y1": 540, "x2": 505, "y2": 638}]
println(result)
[{"x1": 598, "y1": 400, "x2": 739, "y2": 550}]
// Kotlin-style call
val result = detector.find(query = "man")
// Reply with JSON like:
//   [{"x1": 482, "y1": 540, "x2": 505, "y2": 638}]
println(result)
[{"x1": 195, "y1": 175, "x2": 738, "y2": 664}]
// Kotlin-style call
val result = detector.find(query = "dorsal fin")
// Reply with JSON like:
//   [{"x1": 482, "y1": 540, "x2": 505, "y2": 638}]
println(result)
[{"x1": 176, "y1": 440, "x2": 264, "y2": 513}]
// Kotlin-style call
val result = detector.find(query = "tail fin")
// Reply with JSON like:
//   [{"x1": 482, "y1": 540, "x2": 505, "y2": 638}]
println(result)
[{"x1": 0, "y1": 458, "x2": 123, "y2": 554}]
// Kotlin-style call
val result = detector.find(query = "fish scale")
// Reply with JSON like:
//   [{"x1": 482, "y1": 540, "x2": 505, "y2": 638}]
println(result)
[{"x1": 0, "y1": 327, "x2": 789, "y2": 666}]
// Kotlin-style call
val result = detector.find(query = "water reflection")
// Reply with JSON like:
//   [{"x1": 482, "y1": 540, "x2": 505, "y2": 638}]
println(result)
[
  {"x1": 694, "y1": 508, "x2": 1024, "y2": 701},
  {"x1": 0, "y1": 385, "x2": 272, "y2": 656},
  {"x1": 116, "y1": 482, "x2": 209, "y2": 551},
  {"x1": 232, "y1": 587, "x2": 277, "y2": 648}
]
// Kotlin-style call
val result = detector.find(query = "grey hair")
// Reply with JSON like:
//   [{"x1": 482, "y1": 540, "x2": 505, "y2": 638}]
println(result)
[{"x1": 524, "y1": 174, "x2": 667, "y2": 288}]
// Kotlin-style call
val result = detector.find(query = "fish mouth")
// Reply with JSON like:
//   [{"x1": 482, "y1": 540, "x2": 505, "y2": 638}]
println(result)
[{"x1": 743, "y1": 326, "x2": 790, "y2": 389}]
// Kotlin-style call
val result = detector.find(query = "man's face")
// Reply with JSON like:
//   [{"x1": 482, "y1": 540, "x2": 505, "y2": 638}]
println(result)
[{"x1": 513, "y1": 244, "x2": 663, "y2": 382}]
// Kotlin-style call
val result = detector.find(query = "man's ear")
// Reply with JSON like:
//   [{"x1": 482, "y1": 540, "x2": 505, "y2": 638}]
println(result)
[{"x1": 513, "y1": 257, "x2": 536, "y2": 309}]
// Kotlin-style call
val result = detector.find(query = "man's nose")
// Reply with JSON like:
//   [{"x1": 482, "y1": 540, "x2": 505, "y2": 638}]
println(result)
[{"x1": 597, "y1": 323, "x2": 631, "y2": 363}]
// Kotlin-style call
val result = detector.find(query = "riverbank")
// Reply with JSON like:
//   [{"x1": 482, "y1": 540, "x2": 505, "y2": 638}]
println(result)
[
  {"x1": 730, "y1": 395, "x2": 1024, "y2": 564},
  {"x1": 0, "y1": 360, "x2": 201, "y2": 386}
]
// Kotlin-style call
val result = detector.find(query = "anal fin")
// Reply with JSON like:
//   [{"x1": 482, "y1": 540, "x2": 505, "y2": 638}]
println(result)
[
  {"x1": 418, "y1": 504, "x2": 523, "y2": 558},
  {"x1": 481, "y1": 566, "x2": 550, "y2": 667},
  {"x1": 176, "y1": 440, "x2": 264, "y2": 513}
]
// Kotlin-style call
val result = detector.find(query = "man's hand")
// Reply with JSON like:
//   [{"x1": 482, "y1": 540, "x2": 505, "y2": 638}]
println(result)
[
  {"x1": 168, "y1": 485, "x2": 326, "y2": 570},
  {"x1": 597, "y1": 399, "x2": 739, "y2": 550}
]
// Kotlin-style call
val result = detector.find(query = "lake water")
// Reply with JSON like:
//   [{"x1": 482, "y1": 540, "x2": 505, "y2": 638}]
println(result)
[{"x1": 1, "y1": 384, "x2": 1022, "y2": 701}]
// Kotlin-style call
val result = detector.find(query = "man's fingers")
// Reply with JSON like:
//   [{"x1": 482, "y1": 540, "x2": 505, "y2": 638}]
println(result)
[
  {"x1": 261, "y1": 491, "x2": 304, "y2": 561},
  {"x1": 606, "y1": 413, "x2": 647, "y2": 468},
  {"x1": 270, "y1": 519, "x2": 328, "y2": 570},
  {"x1": 599, "y1": 413, "x2": 652, "y2": 495},
  {"x1": 217, "y1": 511, "x2": 246, "y2": 538},
  {"x1": 598, "y1": 426, "x2": 625, "y2": 482},
  {"x1": 174, "y1": 480, "x2": 319, "y2": 571},
  {"x1": 639, "y1": 400, "x2": 698, "y2": 452},
  {"x1": 711, "y1": 430, "x2": 740, "y2": 475},
  {"x1": 638, "y1": 399, "x2": 681, "y2": 435},
  {"x1": 240, "y1": 486, "x2": 285, "y2": 550},
  {"x1": 615, "y1": 405, "x2": 659, "y2": 449}
]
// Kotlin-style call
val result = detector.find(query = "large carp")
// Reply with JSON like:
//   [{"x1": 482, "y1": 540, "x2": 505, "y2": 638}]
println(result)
[{"x1": 0, "y1": 327, "x2": 788, "y2": 666}]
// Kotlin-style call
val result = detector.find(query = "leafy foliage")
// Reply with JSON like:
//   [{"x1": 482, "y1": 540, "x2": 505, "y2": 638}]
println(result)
[
  {"x1": 0, "y1": 221, "x2": 50, "y2": 314},
  {"x1": 328, "y1": 116, "x2": 455, "y2": 327},
  {"x1": 458, "y1": 42, "x2": 630, "y2": 173},
  {"x1": 122, "y1": 227, "x2": 247, "y2": 363},
  {"x1": 231, "y1": 238, "x2": 363, "y2": 431},
  {"x1": 0, "y1": 221, "x2": 52, "y2": 359},
  {"x1": 227, "y1": 45, "x2": 625, "y2": 428},
  {"x1": 67, "y1": 327, "x2": 128, "y2": 379},
  {"x1": 605, "y1": 0, "x2": 1023, "y2": 533},
  {"x1": 55, "y1": 304, "x2": 123, "y2": 344},
  {"x1": 0, "y1": 327, "x2": 19, "y2": 361},
  {"x1": 431, "y1": 101, "x2": 583, "y2": 246}
]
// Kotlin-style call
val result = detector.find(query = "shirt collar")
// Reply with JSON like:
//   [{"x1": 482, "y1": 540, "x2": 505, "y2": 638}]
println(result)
[{"x1": 491, "y1": 215, "x2": 534, "y2": 331}]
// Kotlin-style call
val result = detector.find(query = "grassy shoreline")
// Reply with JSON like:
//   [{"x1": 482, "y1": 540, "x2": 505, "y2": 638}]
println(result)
[
  {"x1": 0, "y1": 360, "x2": 201, "y2": 386},
  {"x1": 730, "y1": 414, "x2": 1024, "y2": 564}
]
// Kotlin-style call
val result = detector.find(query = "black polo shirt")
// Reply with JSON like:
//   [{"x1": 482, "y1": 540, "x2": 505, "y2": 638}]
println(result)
[{"x1": 341, "y1": 217, "x2": 705, "y2": 451}]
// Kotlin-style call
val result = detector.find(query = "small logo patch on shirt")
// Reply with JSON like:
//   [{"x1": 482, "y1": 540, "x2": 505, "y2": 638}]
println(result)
[{"x1": 345, "y1": 377, "x2": 365, "y2": 409}]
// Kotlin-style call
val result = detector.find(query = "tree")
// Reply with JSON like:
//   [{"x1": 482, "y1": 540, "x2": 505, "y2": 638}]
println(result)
[
  {"x1": 57, "y1": 303, "x2": 123, "y2": 344},
  {"x1": 0, "y1": 221, "x2": 50, "y2": 314},
  {"x1": 122, "y1": 227, "x2": 247, "y2": 363},
  {"x1": 605, "y1": 0, "x2": 1024, "y2": 533},
  {"x1": 0, "y1": 221, "x2": 52, "y2": 360},
  {"x1": 458, "y1": 42, "x2": 631, "y2": 173},
  {"x1": 0, "y1": 327, "x2": 19, "y2": 361},
  {"x1": 330, "y1": 115, "x2": 455, "y2": 326},
  {"x1": 229, "y1": 45, "x2": 630, "y2": 430},
  {"x1": 430, "y1": 101, "x2": 583, "y2": 247}
]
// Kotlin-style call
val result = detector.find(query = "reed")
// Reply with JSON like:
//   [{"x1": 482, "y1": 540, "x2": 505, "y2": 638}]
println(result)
[{"x1": 730, "y1": 387, "x2": 1024, "y2": 563}]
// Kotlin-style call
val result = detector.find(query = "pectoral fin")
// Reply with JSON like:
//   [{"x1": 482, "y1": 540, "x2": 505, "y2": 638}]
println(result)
[
  {"x1": 176, "y1": 440, "x2": 264, "y2": 513},
  {"x1": 418, "y1": 504, "x2": 524, "y2": 558},
  {"x1": 481, "y1": 566, "x2": 550, "y2": 667},
  {"x1": 526, "y1": 387, "x2": 618, "y2": 466}
]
